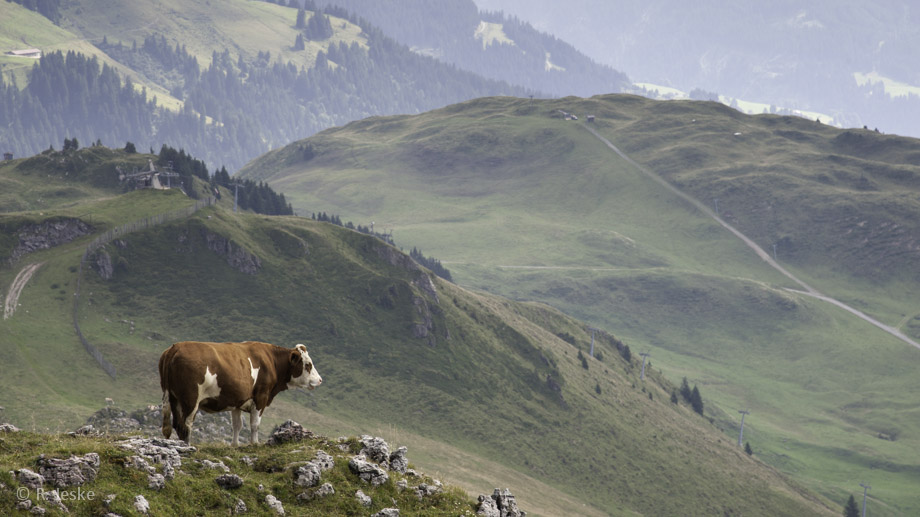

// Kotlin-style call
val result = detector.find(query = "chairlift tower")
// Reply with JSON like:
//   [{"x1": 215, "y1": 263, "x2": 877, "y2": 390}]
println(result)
[
  {"x1": 859, "y1": 482, "x2": 871, "y2": 517},
  {"x1": 738, "y1": 409, "x2": 750, "y2": 447},
  {"x1": 639, "y1": 352, "x2": 650, "y2": 380}
]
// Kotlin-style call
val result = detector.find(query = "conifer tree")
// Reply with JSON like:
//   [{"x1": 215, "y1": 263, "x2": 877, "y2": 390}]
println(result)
[
  {"x1": 680, "y1": 377, "x2": 692, "y2": 402},
  {"x1": 843, "y1": 495, "x2": 859, "y2": 517},
  {"x1": 690, "y1": 385, "x2": 704, "y2": 415},
  {"x1": 295, "y1": 8, "x2": 306, "y2": 28}
]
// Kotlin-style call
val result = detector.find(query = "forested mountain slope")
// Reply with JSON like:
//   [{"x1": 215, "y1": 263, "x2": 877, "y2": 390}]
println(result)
[
  {"x1": 0, "y1": 0, "x2": 529, "y2": 172},
  {"x1": 315, "y1": 0, "x2": 629, "y2": 98}
]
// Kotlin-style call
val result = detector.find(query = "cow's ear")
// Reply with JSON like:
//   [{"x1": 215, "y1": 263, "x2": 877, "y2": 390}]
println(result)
[{"x1": 290, "y1": 350, "x2": 302, "y2": 365}]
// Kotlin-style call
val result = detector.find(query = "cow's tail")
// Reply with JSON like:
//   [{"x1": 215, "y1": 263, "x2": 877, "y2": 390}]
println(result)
[{"x1": 161, "y1": 390, "x2": 172, "y2": 439}]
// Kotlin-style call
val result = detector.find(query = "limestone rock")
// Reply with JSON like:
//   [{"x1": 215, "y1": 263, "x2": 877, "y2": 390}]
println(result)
[
  {"x1": 233, "y1": 498, "x2": 247, "y2": 514},
  {"x1": 11, "y1": 219, "x2": 93, "y2": 263},
  {"x1": 216, "y1": 474, "x2": 244, "y2": 490},
  {"x1": 313, "y1": 450, "x2": 335, "y2": 471},
  {"x1": 115, "y1": 437, "x2": 195, "y2": 469},
  {"x1": 389, "y1": 446, "x2": 409, "y2": 474},
  {"x1": 477, "y1": 488, "x2": 524, "y2": 517},
  {"x1": 17, "y1": 468, "x2": 45, "y2": 489},
  {"x1": 133, "y1": 495, "x2": 149, "y2": 514},
  {"x1": 147, "y1": 473, "x2": 165, "y2": 491},
  {"x1": 297, "y1": 482, "x2": 335, "y2": 502},
  {"x1": 292, "y1": 462, "x2": 321, "y2": 488},
  {"x1": 202, "y1": 230, "x2": 262, "y2": 274},
  {"x1": 373, "y1": 509, "x2": 400, "y2": 517},
  {"x1": 264, "y1": 494, "x2": 285, "y2": 515},
  {"x1": 348, "y1": 454, "x2": 389, "y2": 486},
  {"x1": 37, "y1": 452, "x2": 100, "y2": 488},
  {"x1": 415, "y1": 481, "x2": 443, "y2": 500},
  {"x1": 93, "y1": 250, "x2": 114, "y2": 280},
  {"x1": 355, "y1": 489, "x2": 372, "y2": 507},
  {"x1": 267, "y1": 420, "x2": 312, "y2": 445},
  {"x1": 359, "y1": 435, "x2": 390, "y2": 467}
]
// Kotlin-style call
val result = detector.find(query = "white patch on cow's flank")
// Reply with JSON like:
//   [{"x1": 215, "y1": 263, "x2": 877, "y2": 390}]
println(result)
[
  {"x1": 247, "y1": 357, "x2": 259, "y2": 388},
  {"x1": 196, "y1": 366, "x2": 221, "y2": 408}
]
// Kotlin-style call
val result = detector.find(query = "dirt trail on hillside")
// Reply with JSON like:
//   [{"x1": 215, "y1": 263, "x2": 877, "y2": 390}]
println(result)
[
  {"x1": 580, "y1": 123, "x2": 920, "y2": 352},
  {"x1": 4, "y1": 262, "x2": 43, "y2": 320}
]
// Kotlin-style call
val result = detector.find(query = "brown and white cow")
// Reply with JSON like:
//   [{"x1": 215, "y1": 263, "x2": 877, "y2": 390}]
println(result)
[{"x1": 158, "y1": 341, "x2": 322, "y2": 445}]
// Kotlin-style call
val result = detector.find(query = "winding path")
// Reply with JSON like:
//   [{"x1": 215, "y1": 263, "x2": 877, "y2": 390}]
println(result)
[
  {"x1": 4, "y1": 262, "x2": 43, "y2": 320},
  {"x1": 579, "y1": 123, "x2": 920, "y2": 351}
]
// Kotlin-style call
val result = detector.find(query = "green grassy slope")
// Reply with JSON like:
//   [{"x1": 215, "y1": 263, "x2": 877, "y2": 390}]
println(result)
[
  {"x1": 1, "y1": 0, "x2": 366, "y2": 112},
  {"x1": 58, "y1": 0, "x2": 367, "y2": 71},
  {"x1": 238, "y1": 95, "x2": 920, "y2": 515},
  {"x1": 0, "y1": 151, "x2": 835, "y2": 515}
]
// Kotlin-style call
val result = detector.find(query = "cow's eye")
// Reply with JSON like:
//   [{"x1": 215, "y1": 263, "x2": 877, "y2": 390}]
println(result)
[{"x1": 305, "y1": 363, "x2": 313, "y2": 372}]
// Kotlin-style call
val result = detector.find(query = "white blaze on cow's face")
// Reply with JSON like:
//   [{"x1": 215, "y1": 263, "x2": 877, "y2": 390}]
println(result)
[{"x1": 289, "y1": 344, "x2": 322, "y2": 390}]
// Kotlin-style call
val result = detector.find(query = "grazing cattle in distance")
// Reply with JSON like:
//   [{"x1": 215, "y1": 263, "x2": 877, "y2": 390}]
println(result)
[{"x1": 158, "y1": 341, "x2": 322, "y2": 445}]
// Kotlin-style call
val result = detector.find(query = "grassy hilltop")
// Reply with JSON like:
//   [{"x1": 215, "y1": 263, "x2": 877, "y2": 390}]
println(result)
[
  {"x1": 0, "y1": 147, "x2": 836, "y2": 515},
  {"x1": 239, "y1": 94, "x2": 920, "y2": 515}
]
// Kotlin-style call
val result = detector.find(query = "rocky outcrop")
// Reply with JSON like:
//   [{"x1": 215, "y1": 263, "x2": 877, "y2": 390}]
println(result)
[
  {"x1": 265, "y1": 493, "x2": 285, "y2": 515},
  {"x1": 477, "y1": 488, "x2": 525, "y2": 517},
  {"x1": 115, "y1": 437, "x2": 196, "y2": 471},
  {"x1": 389, "y1": 446, "x2": 409, "y2": 474},
  {"x1": 202, "y1": 230, "x2": 262, "y2": 274},
  {"x1": 359, "y1": 435, "x2": 390, "y2": 467},
  {"x1": 9, "y1": 218, "x2": 93, "y2": 263},
  {"x1": 0, "y1": 423, "x2": 21, "y2": 432},
  {"x1": 3, "y1": 418, "x2": 511, "y2": 515},
  {"x1": 216, "y1": 474, "x2": 244, "y2": 489},
  {"x1": 348, "y1": 454, "x2": 389, "y2": 486},
  {"x1": 375, "y1": 245, "x2": 439, "y2": 303},
  {"x1": 92, "y1": 249, "x2": 114, "y2": 280},
  {"x1": 266, "y1": 419, "x2": 313, "y2": 445},
  {"x1": 37, "y1": 452, "x2": 100, "y2": 488}
]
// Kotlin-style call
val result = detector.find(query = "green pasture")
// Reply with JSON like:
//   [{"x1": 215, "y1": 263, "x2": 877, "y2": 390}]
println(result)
[{"x1": 241, "y1": 94, "x2": 920, "y2": 514}]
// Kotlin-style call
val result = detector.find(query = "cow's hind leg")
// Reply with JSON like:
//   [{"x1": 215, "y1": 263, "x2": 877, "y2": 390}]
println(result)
[
  {"x1": 170, "y1": 391, "x2": 196, "y2": 444},
  {"x1": 161, "y1": 391, "x2": 173, "y2": 439}
]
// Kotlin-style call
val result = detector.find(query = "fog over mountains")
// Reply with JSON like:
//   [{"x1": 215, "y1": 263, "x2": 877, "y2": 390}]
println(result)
[{"x1": 475, "y1": 0, "x2": 920, "y2": 137}]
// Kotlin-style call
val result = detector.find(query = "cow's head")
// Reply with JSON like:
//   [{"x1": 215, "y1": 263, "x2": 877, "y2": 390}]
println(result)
[{"x1": 289, "y1": 344, "x2": 322, "y2": 390}]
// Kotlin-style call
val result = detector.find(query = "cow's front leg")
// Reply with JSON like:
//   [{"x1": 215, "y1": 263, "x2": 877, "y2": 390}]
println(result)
[
  {"x1": 250, "y1": 409, "x2": 261, "y2": 444},
  {"x1": 231, "y1": 409, "x2": 243, "y2": 447}
]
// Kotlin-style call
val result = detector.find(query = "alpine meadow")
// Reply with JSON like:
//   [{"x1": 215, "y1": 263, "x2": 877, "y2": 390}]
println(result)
[
  {"x1": 240, "y1": 95, "x2": 920, "y2": 515},
  {"x1": 2, "y1": 0, "x2": 918, "y2": 516}
]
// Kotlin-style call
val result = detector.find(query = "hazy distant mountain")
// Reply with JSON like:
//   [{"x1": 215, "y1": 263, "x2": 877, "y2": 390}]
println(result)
[
  {"x1": 0, "y1": 0, "x2": 529, "y2": 171},
  {"x1": 316, "y1": 0, "x2": 629, "y2": 97},
  {"x1": 474, "y1": 0, "x2": 920, "y2": 137}
]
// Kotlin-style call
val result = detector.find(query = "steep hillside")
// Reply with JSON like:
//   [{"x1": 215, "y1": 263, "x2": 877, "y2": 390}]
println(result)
[
  {"x1": 239, "y1": 95, "x2": 920, "y2": 515},
  {"x1": 0, "y1": 149, "x2": 835, "y2": 515}
]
